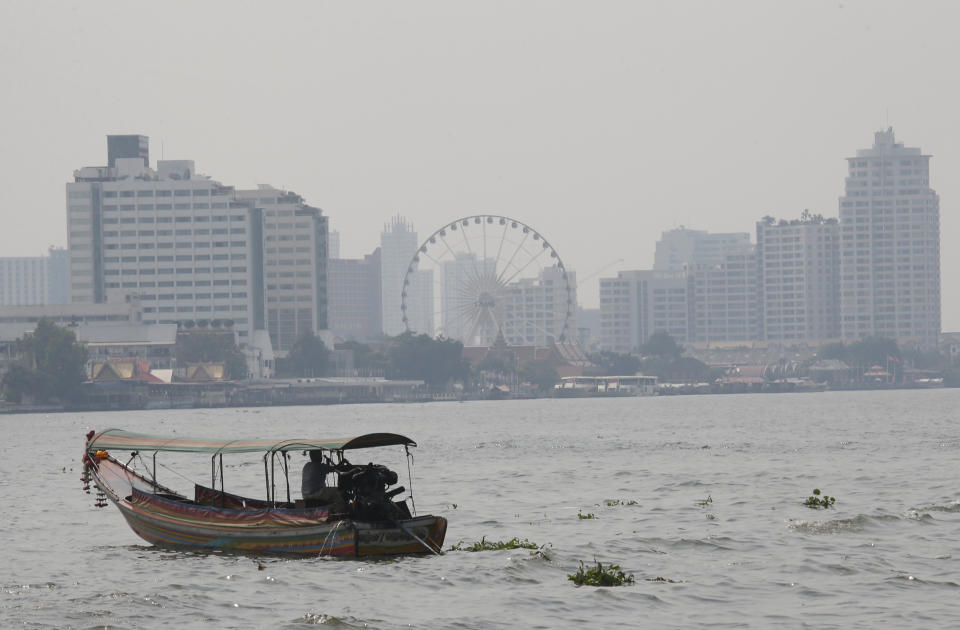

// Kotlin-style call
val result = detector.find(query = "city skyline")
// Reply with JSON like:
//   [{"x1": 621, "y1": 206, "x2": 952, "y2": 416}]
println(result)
[{"x1": 2, "y1": 2, "x2": 959, "y2": 327}]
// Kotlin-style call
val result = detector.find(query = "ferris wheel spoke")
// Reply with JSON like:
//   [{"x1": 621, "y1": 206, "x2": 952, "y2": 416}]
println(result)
[
  {"x1": 493, "y1": 222, "x2": 510, "y2": 281},
  {"x1": 482, "y1": 218, "x2": 488, "y2": 266},
  {"x1": 496, "y1": 231, "x2": 530, "y2": 285},
  {"x1": 500, "y1": 246, "x2": 549, "y2": 286},
  {"x1": 457, "y1": 225, "x2": 485, "y2": 285}
]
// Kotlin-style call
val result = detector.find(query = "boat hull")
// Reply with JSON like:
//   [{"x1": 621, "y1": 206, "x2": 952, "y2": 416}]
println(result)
[
  {"x1": 91, "y1": 458, "x2": 446, "y2": 556},
  {"x1": 111, "y1": 491, "x2": 446, "y2": 556}
]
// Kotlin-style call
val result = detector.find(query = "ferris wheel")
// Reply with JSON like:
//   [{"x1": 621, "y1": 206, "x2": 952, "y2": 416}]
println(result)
[{"x1": 401, "y1": 215, "x2": 575, "y2": 347}]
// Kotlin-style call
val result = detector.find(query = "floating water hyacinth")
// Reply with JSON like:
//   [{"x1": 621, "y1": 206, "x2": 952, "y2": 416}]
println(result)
[
  {"x1": 449, "y1": 536, "x2": 539, "y2": 552},
  {"x1": 568, "y1": 561, "x2": 634, "y2": 587},
  {"x1": 804, "y1": 488, "x2": 836, "y2": 509}
]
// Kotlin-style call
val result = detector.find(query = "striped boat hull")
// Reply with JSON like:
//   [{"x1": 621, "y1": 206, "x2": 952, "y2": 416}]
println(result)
[{"x1": 91, "y1": 458, "x2": 446, "y2": 556}]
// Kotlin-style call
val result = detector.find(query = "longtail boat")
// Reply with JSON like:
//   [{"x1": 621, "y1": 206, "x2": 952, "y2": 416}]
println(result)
[{"x1": 81, "y1": 428, "x2": 447, "y2": 556}]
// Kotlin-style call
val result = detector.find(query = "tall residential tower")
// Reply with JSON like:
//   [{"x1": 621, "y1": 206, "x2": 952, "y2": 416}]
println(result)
[{"x1": 838, "y1": 129, "x2": 940, "y2": 347}]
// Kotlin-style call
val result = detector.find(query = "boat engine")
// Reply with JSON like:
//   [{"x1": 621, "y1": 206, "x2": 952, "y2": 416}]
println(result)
[{"x1": 339, "y1": 463, "x2": 406, "y2": 521}]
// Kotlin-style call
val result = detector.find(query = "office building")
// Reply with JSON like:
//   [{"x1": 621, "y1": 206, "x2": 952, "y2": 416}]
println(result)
[
  {"x1": 441, "y1": 252, "x2": 496, "y2": 343},
  {"x1": 688, "y1": 246, "x2": 760, "y2": 345},
  {"x1": 381, "y1": 216, "x2": 432, "y2": 336},
  {"x1": 0, "y1": 247, "x2": 69, "y2": 307},
  {"x1": 66, "y1": 136, "x2": 265, "y2": 348},
  {"x1": 599, "y1": 269, "x2": 688, "y2": 353},
  {"x1": 502, "y1": 267, "x2": 577, "y2": 348},
  {"x1": 328, "y1": 249, "x2": 382, "y2": 342},
  {"x1": 839, "y1": 128, "x2": 940, "y2": 347},
  {"x1": 235, "y1": 186, "x2": 328, "y2": 354},
  {"x1": 654, "y1": 228, "x2": 752, "y2": 271},
  {"x1": 756, "y1": 214, "x2": 840, "y2": 344}
]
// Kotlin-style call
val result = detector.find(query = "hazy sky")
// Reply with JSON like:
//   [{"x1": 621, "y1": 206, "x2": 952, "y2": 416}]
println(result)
[{"x1": 1, "y1": 1, "x2": 958, "y2": 325}]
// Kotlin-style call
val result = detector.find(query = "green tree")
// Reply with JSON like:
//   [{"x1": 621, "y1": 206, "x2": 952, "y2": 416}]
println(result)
[
  {"x1": 175, "y1": 329, "x2": 248, "y2": 380},
  {"x1": 640, "y1": 332, "x2": 683, "y2": 360},
  {"x1": 589, "y1": 351, "x2": 640, "y2": 375},
  {"x1": 1, "y1": 319, "x2": 87, "y2": 404},
  {"x1": 335, "y1": 340, "x2": 387, "y2": 374},
  {"x1": 817, "y1": 342, "x2": 848, "y2": 361},
  {"x1": 385, "y1": 333, "x2": 468, "y2": 387},
  {"x1": 279, "y1": 331, "x2": 329, "y2": 377},
  {"x1": 518, "y1": 358, "x2": 561, "y2": 392}
]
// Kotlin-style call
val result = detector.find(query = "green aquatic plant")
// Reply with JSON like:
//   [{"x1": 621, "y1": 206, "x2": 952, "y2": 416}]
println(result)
[
  {"x1": 646, "y1": 576, "x2": 684, "y2": 583},
  {"x1": 568, "y1": 561, "x2": 634, "y2": 587},
  {"x1": 449, "y1": 536, "x2": 539, "y2": 552},
  {"x1": 804, "y1": 488, "x2": 836, "y2": 509},
  {"x1": 577, "y1": 510, "x2": 596, "y2": 520},
  {"x1": 696, "y1": 495, "x2": 713, "y2": 507},
  {"x1": 605, "y1": 499, "x2": 640, "y2": 507}
]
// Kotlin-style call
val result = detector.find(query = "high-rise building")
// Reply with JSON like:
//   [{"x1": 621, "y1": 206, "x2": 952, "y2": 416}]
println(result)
[
  {"x1": 107, "y1": 134, "x2": 149, "y2": 168},
  {"x1": 599, "y1": 269, "x2": 689, "y2": 353},
  {"x1": 328, "y1": 248, "x2": 382, "y2": 342},
  {"x1": 441, "y1": 253, "x2": 496, "y2": 343},
  {"x1": 0, "y1": 247, "x2": 69, "y2": 306},
  {"x1": 654, "y1": 228, "x2": 752, "y2": 271},
  {"x1": 756, "y1": 214, "x2": 840, "y2": 344},
  {"x1": 502, "y1": 267, "x2": 577, "y2": 348},
  {"x1": 839, "y1": 128, "x2": 940, "y2": 347},
  {"x1": 235, "y1": 186, "x2": 328, "y2": 354},
  {"x1": 380, "y1": 216, "x2": 432, "y2": 336},
  {"x1": 328, "y1": 230, "x2": 341, "y2": 259},
  {"x1": 47, "y1": 246, "x2": 69, "y2": 305},
  {"x1": 66, "y1": 137, "x2": 265, "y2": 347},
  {"x1": 688, "y1": 247, "x2": 760, "y2": 345}
]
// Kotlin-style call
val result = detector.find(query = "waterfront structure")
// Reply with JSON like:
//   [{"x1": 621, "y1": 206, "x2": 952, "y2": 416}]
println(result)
[
  {"x1": 756, "y1": 214, "x2": 840, "y2": 344},
  {"x1": 235, "y1": 186, "x2": 328, "y2": 354},
  {"x1": 599, "y1": 269, "x2": 688, "y2": 353},
  {"x1": 839, "y1": 128, "x2": 940, "y2": 347},
  {"x1": 0, "y1": 299, "x2": 143, "y2": 341},
  {"x1": 654, "y1": 228, "x2": 752, "y2": 271},
  {"x1": 328, "y1": 249, "x2": 382, "y2": 342},
  {"x1": 65, "y1": 136, "x2": 273, "y2": 374},
  {"x1": 0, "y1": 247, "x2": 68, "y2": 306}
]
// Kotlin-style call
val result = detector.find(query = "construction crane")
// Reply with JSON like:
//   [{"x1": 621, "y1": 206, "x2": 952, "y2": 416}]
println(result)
[{"x1": 575, "y1": 258, "x2": 624, "y2": 289}]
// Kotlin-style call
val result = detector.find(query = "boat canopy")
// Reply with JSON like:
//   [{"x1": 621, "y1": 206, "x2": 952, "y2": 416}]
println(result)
[{"x1": 87, "y1": 429, "x2": 416, "y2": 454}]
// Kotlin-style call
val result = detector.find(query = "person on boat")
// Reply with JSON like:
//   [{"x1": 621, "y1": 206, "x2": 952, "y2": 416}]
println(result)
[{"x1": 301, "y1": 451, "x2": 346, "y2": 512}]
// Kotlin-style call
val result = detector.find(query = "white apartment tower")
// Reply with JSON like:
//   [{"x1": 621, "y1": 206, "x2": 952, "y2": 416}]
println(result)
[
  {"x1": 235, "y1": 186, "x2": 328, "y2": 355},
  {"x1": 654, "y1": 228, "x2": 753, "y2": 271},
  {"x1": 66, "y1": 136, "x2": 265, "y2": 345},
  {"x1": 502, "y1": 267, "x2": 577, "y2": 348},
  {"x1": 599, "y1": 269, "x2": 688, "y2": 353},
  {"x1": 756, "y1": 214, "x2": 840, "y2": 344},
  {"x1": 0, "y1": 248, "x2": 68, "y2": 306},
  {"x1": 839, "y1": 129, "x2": 940, "y2": 347}
]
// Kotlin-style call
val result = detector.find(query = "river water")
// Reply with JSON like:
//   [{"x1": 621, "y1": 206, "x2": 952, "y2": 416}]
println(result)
[{"x1": 2, "y1": 389, "x2": 959, "y2": 628}]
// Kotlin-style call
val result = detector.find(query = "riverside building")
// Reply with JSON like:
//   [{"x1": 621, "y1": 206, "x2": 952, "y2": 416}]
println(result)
[
  {"x1": 0, "y1": 247, "x2": 68, "y2": 306},
  {"x1": 327, "y1": 248, "x2": 382, "y2": 342},
  {"x1": 65, "y1": 135, "x2": 269, "y2": 359},
  {"x1": 234, "y1": 186, "x2": 328, "y2": 354},
  {"x1": 838, "y1": 128, "x2": 940, "y2": 348},
  {"x1": 598, "y1": 270, "x2": 688, "y2": 353},
  {"x1": 756, "y1": 214, "x2": 840, "y2": 344}
]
